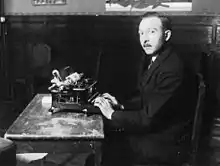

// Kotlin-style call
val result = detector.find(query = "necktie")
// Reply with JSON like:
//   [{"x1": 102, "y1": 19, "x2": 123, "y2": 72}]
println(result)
[{"x1": 148, "y1": 59, "x2": 153, "y2": 69}]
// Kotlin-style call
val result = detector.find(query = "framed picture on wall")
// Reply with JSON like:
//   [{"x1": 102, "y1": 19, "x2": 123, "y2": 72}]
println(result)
[
  {"x1": 106, "y1": 0, "x2": 192, "y2": 12},
  {"x1": 32, "y1": 0, "x2": 67, "y2": 6}
]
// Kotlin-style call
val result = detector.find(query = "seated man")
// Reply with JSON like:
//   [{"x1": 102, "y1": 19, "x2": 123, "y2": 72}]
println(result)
[{"x1": 93, "y1": 12, "x2": 198, "y2": 166}]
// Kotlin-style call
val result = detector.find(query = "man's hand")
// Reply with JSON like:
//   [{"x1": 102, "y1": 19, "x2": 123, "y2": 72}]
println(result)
[
  {"x1": 93, "y1": 96, "x2": 115, "y2": 120},
  {"x1": 102, "y1": 93, "x2": 124, "y2": 110}
]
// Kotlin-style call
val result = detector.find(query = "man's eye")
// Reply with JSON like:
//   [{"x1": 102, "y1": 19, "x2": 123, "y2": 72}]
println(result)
[{"x1": 151, "y1": 30, "x2": 155, "y2": 33}]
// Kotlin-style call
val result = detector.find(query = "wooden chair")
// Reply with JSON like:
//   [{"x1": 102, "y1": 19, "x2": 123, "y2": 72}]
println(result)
[
  {"x1": 188, "y1": 73, "x2": 206, "y2": 166},
  {"x1": 174, "y1": 73, "x2": 206, "y2": 166}
]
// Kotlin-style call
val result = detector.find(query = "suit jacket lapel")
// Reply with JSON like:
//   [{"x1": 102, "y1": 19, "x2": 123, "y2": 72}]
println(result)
[{"x1": 141, "y1": 46, "x2": 173, "y2": 86}]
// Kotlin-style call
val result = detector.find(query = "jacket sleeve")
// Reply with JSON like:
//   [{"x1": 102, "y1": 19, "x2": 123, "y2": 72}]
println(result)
[
  {"x1": 109, "y1": 71, "x2": 182, "y2": 133},
  {"x1": 122, "y1": 89, "x2": 142, "y2": 110}
]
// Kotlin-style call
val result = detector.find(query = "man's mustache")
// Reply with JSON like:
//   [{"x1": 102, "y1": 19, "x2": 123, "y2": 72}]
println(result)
[{"x1": 143, "y1": 43, "x2": 152, "y2": 47}]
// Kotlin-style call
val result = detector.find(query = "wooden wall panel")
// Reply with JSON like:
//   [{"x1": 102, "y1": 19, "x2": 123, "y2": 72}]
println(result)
[
  {"x1": 3, "y1": 15, "x2": 219, "y2": 101},
  {"x1": 171, "y1": 25, "x2": 212, "y2": 45},
  {"x1": 170, "y1": 15, "x2": 215, "y2": 25}
]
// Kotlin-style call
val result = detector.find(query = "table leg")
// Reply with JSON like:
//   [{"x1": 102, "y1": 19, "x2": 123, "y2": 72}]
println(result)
[
  {"x1": 89, "y1": 141, "x2": 102, "y2": 166},
  {"x1": 40, "y1": 159, "x2": 44, "y2": 166}
]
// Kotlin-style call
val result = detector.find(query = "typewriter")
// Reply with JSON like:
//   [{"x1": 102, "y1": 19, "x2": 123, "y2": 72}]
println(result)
[{"x1": 48, "y1": 66, "x2": 100, "y2": 114}]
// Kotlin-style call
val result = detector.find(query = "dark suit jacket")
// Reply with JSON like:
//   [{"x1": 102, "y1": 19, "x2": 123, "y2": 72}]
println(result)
[{"x1": 102, "y1": 45, "x2": 198, "y2": 166}]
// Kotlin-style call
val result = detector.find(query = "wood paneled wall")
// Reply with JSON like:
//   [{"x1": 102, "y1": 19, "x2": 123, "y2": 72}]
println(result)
[{"x1": 1, "y1": 15, "x2": 220, "y2": 105}]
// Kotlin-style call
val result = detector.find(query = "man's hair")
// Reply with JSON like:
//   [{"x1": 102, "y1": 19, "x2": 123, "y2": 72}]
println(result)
[{"x1": 140, "y1": 12, "x2": 172, "y2": 31}]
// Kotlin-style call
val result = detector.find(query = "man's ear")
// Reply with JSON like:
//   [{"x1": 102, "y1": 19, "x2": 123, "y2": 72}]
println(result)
[{"x1": 164, "y1": 30, "x2": 171, "y2": 41}]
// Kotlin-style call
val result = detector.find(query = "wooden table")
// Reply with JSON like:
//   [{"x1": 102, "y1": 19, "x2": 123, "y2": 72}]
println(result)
[{"x1": 4, "y1": 94, "x2": 104, "y2": 166}]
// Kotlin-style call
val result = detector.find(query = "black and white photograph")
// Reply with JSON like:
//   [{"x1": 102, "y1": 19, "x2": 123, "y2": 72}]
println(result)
[{"x1": 0, "y1": 0, "x2": 220, "y2": 166}]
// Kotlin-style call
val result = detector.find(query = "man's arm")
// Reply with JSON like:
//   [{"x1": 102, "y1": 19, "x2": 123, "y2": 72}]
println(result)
[
  {"x1": 109, "y1": 72, "x2": 182, "y2": 133},
  {"x1": 122, "y1": 89, "x2": 142, "y2": 110}
]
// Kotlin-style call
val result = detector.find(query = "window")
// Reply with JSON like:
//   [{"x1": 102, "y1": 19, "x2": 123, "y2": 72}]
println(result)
[{"x1": 106, "y1": 0, "x2": 192, "y2": 12}]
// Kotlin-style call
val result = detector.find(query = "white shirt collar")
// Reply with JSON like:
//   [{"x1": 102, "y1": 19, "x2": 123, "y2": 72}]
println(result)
[{"x1": 152, "y1": 56, "x2": 157, "y2": 62}]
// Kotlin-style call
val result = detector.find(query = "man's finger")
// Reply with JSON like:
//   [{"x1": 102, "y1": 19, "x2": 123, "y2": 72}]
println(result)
[
  {"x1": 99, "y1": 99, "x2": 113, "y2": 110},
  {"x1": 102, "y1": 93, "x2": 110, "y2": 96},
  {"x1": 102, "y1": 94, "x2": 116, "y2": 101},
  {"x1": 102, "y1": 93, "x2": 114, "y2": 99},
  {"x1": 103, "y1": 97, "x2": 118, "y2": 106},
  {"x1": 93, "y1": 97, "x2": 103, "y2": 104},
  {"x1": 94, "y1": 103, "x2": 103, "y2": 110}
]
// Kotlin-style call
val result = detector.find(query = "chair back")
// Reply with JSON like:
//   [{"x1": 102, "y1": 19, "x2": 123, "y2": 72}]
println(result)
[{"x1": 190, "y1": 73, "x2": 206, "y2": 165}]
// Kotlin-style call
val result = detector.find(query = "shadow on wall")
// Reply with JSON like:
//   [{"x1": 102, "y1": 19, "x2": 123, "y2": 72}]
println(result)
[
  {"x1": 26, "y1": 43, "x2": 52, "y2": 93},
  {"x1": 28, "y1": 43, "x2": 51, "y2": 77}
]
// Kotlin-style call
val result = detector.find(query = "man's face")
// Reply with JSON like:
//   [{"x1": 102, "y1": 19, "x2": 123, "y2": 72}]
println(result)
[{"x1": 138, "y1": 16, "x2": 165, "y2": 56}]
